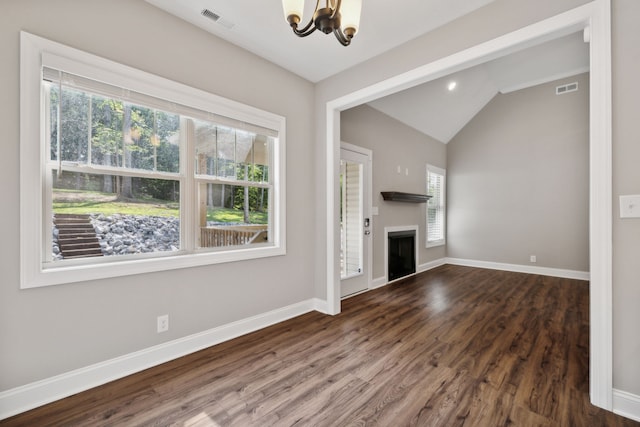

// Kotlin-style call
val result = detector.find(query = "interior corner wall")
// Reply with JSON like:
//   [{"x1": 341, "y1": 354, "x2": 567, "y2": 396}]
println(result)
[
  {"x1": 0, "y1": 0, "x2": 315, "y2": 392},
  {"x1": 447, "y1": 73, "x2": 590, "y2": 271},
  {"x1": 340, "y1": 105, "x2": 446, "y2": 280}
]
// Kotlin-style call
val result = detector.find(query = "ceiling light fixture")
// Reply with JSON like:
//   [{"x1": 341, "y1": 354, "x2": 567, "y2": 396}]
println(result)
[
  {"x1": 282, "y1": 0, "x2": 362, "y2": 46},
  {"x1": 447, "y1": 81, "x2": 457, "y2": 91}
]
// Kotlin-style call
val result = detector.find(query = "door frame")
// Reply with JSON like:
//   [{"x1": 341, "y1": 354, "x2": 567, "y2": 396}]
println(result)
[
  {"x1": 340, "y1": 142, "x2": 373, "y2": 297},
  {"x1": 324, "y1": 0, "x2": 612, "y2": 410}
]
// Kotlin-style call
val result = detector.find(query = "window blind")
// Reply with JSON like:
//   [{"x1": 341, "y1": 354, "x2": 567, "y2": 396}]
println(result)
[
  {"x1": 42, "y1": 66, "x2": 278, "y2": 138},
  {"x1": 427, "y1": 166, "x2": 446, "y2": 244}
]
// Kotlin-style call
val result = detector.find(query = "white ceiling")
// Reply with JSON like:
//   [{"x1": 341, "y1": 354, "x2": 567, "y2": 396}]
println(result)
[
  {"x1": 368, "y1": 32, "x2": 589, "y2": 143},
  {"x1": 145, "y1": 0, "x2": 496, "y2": 83},
  {"x1": 145, "y1": 0, "x2": 589, "y2": 144}
]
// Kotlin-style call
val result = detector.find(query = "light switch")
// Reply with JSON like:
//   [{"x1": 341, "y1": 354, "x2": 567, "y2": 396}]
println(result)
[{"x1": 620, "y1": 195, "x2": 640, "y2": 218}]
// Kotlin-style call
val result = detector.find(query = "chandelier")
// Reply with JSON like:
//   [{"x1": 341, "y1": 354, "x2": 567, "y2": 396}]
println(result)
[{"x1": 281, "y1": 0, "x2": 362, "y2": 46}]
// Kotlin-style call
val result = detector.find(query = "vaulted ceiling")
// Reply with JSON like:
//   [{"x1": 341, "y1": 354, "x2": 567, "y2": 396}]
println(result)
[
  {"x1": 368, "y1": 32, "x2": 589, "y2": 143},
  {"x1": 145, "y1": 1, "x2": 589, "y2": 143}
]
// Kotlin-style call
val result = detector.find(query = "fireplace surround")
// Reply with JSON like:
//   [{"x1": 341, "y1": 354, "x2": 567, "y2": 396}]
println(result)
[{"x1": 385, "y1": 226, "x2": 418, "y2": 282}]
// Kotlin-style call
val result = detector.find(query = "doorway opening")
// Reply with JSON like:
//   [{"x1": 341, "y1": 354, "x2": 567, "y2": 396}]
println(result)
[{"x1": 325, "y1": 1, "x2": 611, "y2": 410}]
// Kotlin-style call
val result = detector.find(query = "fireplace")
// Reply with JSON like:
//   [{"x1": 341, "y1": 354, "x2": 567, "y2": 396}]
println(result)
[{"x1": 387, "y1": 229, "x2": 416, "y2": 281}]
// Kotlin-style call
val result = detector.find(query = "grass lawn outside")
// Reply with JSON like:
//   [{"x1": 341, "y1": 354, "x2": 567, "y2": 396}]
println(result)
[
  {"x1": 207, "y1": 208, "x2": 267, "y2": 224},
  {"x1": 53, "y1": 190, "x2": 266, "y2": 224}
]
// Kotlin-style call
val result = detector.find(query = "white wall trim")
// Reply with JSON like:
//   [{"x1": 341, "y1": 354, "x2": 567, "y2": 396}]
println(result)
[
  {"x1": 0, "y1": 299, "x2": 320, "y2": 421},
  {"x1": 371, "y1": 276, "x2": 387, "y2": 289},
  {"x1": 613, "y1": 389, "x2": 640, "y2": 422},
  {"x1": 312, "y1": 297, "x2": 330, "y2": 314},
  {"x1": 446, "y1": 258, "x2": 590, "y2": 281},
  {"x1": 418, "y1": 258, "x2": 447, "y2": 273},
  {"x1": 325, "y1": 0, "x2": 611, "y2": 410}
]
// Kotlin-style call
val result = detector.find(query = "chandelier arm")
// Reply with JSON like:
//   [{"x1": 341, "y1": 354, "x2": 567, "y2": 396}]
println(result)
[
  {"x1": 290, "y1": 0, "x2": 320, "y2": 35},
  {"x1": 293, "y1": 25, "x2": 318, "y2": 37},
  {"x1": 333, "y1": 28, "x2": 351, "y2": 46}
]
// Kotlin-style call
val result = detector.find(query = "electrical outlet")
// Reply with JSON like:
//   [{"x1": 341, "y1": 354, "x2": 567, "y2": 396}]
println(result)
[
  {"x1": 157, "y1": 314, "x2": 169, "y2": 333},
  {"x1": 530, "y1": 255, "x2": 537, "y2": 263}
]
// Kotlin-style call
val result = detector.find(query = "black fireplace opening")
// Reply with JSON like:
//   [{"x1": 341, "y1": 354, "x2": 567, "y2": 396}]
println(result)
[{"x1": 388, "y1": 230, "x2": 416, "y2": 281}]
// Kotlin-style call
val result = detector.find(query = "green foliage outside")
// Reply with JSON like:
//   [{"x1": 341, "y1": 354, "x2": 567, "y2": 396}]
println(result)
[
  {"x1": 53, "y1": 190, "x2": 266, "y2": 224},
  {"x1": 207, "y1": 207, "x2": 267, "y2": 224},
  {"x1": 53, "y1": 189, "x2": 179, "y2": 217},
  {"x1": 49, "y1": 79, "x2": 270, "y2": 226}
]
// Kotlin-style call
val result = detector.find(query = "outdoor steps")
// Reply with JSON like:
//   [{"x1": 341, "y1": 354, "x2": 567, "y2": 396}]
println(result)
[{"x1": 53, "y1": 214, "x2": 103, "y2": 259}]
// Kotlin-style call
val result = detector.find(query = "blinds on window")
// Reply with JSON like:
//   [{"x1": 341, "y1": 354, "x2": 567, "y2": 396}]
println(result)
[
  {"x1": 42, "y1": 66, "x2": 278, "y2": 138},
  {"x1": 341, "y1": 160, "x2": 363, "y2": 277},
  {"x1": 427, "y1": 165, "x2": 446, "y2": 244}
]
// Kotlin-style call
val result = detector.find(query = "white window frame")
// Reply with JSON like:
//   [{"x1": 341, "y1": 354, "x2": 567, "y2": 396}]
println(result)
[
  {"x1": 426, "y1": 164, "x2": 446, "y2": 248},
  {"x1": 20, "y1": 32, "x2": 286, "y2": 289}
]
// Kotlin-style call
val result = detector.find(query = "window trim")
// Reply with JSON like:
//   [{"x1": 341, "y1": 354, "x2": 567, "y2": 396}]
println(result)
[
  {"x1": 426, "y1": 164, "x2": 446, "y2": 248},
  {"x1": 20, "y1": 31, "x2": 286, "y2": 289}
]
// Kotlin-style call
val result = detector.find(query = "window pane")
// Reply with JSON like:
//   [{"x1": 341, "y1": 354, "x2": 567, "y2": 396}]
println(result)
[
  {"x1": 48, "y1": 84, "x2": 91, "y2": 164},
  {"x1": 194, "y1": 120, "x2": 218, "y2": 176},
  {"x1": 45, "y1": 83, "x2": 180, "y2": 174},
  {"x1": 250, "y1": 137, "x2": 271, "y2": 183},
  {"x1": 427, "y1": 169, "x2": 445, "y2": 243},
  {"x1": 215, "y1": 126, "x2": 236, "y2": 179},
  {"x1": 197, "y1": 183, "x2": 269, "y2": 248},
  {"x1": 90, "y1": 97, "x2": 180, "y2": 173},
  {"x1": 340, "y1": 159, "x2": 363, "y2": 278},
  {"x1": 51, "y1": 170, "x2": 180, "y2": 261},
  {"x1": 194, "y1": 119, "x2": 272, "y2": 183}
]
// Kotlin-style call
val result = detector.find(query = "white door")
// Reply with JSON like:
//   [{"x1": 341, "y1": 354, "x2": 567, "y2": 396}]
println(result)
[{"x1": 340, "y1": 144, "x2": 371, "y2": 297}]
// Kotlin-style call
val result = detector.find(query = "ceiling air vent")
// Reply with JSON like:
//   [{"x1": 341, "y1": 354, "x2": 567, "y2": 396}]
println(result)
[
  {"x1": 556, "y1": 82, "x2": 579, "y2": 95},
  {"x1": 201, "y1": 9, "x2": 235, "y2": 29}
]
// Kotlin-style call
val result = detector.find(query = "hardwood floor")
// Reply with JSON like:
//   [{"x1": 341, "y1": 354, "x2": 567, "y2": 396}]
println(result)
[{"x1": 3, "y1": 265, "x2": 638, "y2": 426}]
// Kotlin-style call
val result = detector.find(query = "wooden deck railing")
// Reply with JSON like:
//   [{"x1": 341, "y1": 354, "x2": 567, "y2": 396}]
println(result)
[{"x1": 200, "y1": 225, "x2": 268, "y2": 247}]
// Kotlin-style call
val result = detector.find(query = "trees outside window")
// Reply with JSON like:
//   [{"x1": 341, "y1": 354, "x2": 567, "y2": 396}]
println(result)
[{"x1": 20, "y1": 32, "x2": 285, "y2": 288}]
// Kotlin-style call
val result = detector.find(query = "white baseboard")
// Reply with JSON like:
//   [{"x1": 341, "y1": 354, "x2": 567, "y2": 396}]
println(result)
[
  {"x1": 312, "y1": 297, "x2": 330, "y2": 314},
  {"x1": 418, "y1": 258, "x2": 447, "y2": 273},
  {"x1": 613, "y1": 389, "x2": 640, "y2": 422},
  {"x1": 371, "y1": 258, "x2": 447, "y2": 290},
  {"x1": 445, "y1": 257, "x2": 590, "y2": 281},
  {"x1": 0, "y1": 299, "x2": 320, "y2": 421},
  {"x1": 371, "y1": 276, "x2": 387, "y2": 289}
]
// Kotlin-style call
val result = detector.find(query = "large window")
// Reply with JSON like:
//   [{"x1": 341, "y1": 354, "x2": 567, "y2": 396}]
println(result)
[
  {"x1": 20, "y1": 32, "x2": 285, "y2": 288},
  {"x1": 426, "y1": 165, "x2": 446, "y2": 247}
]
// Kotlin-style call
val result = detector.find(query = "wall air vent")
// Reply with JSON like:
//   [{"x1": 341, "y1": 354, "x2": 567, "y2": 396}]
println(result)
[
  {"x1": 556, "y1": 82, "x2": 579, "y2": 95},
  {"x1": 201, "y1": 9, "x2": 235, "y2": 29}
]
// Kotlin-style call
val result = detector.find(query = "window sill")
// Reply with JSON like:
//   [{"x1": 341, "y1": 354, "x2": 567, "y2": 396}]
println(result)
[{"x1": 23, "y1": 245, "x2": 286, "y2": 289}]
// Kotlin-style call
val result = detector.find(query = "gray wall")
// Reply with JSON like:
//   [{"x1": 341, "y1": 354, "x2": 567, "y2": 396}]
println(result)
[
  {"x1": 341, "y1": 105, "x2": 446, "y2": 280},
  {"x1": 447, "y1": 73, "x2": 589, "y2": 271},
  {"x1": 0, "y1": 0, "x2": 315, "y2": 390},
  {"x1": 316, "y1": 0, "x2": 640, "y2": 397},
  {"x1": 611, "y1": 0, "x2": 640, "y2": 395}
]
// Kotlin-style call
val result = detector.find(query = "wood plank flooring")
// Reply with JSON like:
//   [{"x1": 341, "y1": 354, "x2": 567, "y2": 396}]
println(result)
[{"x1": 3, "y1": 265, "x2": 638, "y2": 426}]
